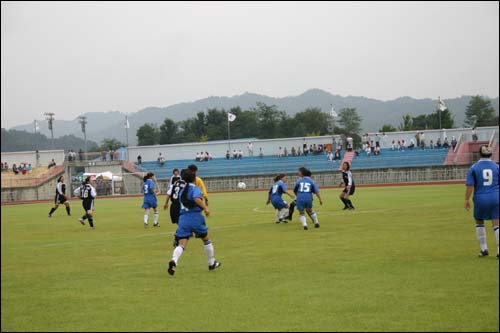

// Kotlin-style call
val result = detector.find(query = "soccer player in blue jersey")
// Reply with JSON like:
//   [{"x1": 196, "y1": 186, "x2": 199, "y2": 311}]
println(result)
[
  {"x1": 465, "y1": 145, "x2": 499, "y2": 258},
  {"x1": 142, "y1": 172, "x2": 159, "y2": 228},
  {"x1": 168, "y1": 169, "x2": 221, "y2": 276},
  {"x1": 266, "y1": 174, "x2": 295, "y2": 223},
  {"x1": 294, "y1": 167, "x2": 323, "y2": 230}
]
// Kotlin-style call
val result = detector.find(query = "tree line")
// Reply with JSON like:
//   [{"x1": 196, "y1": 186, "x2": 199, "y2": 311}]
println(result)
[
  {"x1": 379, "y1": 96, "x2": 498, "y2": 132},
  {"x1": 136, "y1": 102, "x2": 363, "y2": 146}
]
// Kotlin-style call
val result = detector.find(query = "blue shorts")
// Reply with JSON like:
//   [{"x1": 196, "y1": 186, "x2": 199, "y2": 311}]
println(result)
[
  {"x1": 176, "y1": 213, "x2": 208, "y2": 239},
  {"x1": 296, "y1": 199, "x2": 313, "y2": 211},
  {"x1": 473, "y1": 195, "x2": 499, "y2": 220},
  {"x1": 142, "y1": 196, "x2": 157, "y2": 209},
  {"x1": 271, "y1": 198, "x2": 288, "y2": 210}
]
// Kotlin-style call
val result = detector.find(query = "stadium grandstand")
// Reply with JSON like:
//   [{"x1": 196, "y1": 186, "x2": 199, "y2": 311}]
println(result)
[{"x1": 1, "y1": 126, "x2": 498, "y2": 203}]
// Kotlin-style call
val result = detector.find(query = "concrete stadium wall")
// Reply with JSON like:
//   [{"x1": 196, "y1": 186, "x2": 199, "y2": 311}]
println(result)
[
  {"x1": 1, "y1": 150, "x2": 65, "y2": 167},
  {"x1": 120, "y1": 164, "x2": 470, "y2": 195},
  {"x1": 126, "y1": 126, "x2": 498, "y2": 162},
  {"x1": 1, "y1": 171, "x2": 64, "y2": 202}
]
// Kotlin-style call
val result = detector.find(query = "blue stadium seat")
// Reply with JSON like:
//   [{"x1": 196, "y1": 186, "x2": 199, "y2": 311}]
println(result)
[{"x1": 136, "y1": 147, "x2": 448, "y2": 179}]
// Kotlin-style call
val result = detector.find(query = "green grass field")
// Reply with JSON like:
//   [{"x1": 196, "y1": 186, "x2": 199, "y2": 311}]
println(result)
[{"x1": 1, "y1": 185, "x2": 499, "y2": 332}]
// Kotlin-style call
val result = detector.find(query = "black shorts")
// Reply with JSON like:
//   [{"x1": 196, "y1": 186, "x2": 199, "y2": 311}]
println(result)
[
  {"x1": 82, "y1": 199, "x2": 94, "y2": 212},
  {"x1": 170, "y1": 203, "x2": 180, "y2": 224},
  {"x1": 343, "y1": 186, "x2": 355, "y2": 196},
  {"x1": 55, "y1": 194, "x2": 67, "y2": 205}
]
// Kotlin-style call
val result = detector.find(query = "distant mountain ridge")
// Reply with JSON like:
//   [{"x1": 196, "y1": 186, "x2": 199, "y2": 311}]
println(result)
[{"x1": 11, "y1": 89, "x2": 499, "y2": 145}]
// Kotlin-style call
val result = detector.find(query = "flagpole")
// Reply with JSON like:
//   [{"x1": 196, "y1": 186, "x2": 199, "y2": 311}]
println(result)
[
  {"x1": 228, "y1": 117, "x2": 231, "y2": 152},
  {"x1": 125, "y1": 114, "x2": 129, "y2": 161}
]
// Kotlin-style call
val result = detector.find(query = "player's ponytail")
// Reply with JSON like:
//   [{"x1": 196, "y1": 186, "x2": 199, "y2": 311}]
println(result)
[
  {"x1": 181, "y1": 169, "x2": 196, "y2": 209},
  {"x1": 298, "y1": 167, "x2": 312, "y2": 177},
  {"x1": 57, "y1": 176, "x2": 63, "y2": 183},
  {"x1": 274, "y1": 174, "x2": 286, "y2": 182},
  {"x1": 143, "y1": 172, "x2": 154, "y2": 182}
]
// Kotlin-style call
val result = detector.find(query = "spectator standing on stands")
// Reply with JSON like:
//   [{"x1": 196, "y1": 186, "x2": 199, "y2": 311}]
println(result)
[
  {"x1": 102, "y1": 149, "x2": 107, "y2": 161},
  {"x1": 35, "y1": 150, "x2": 40, "y2": 167},
  {"x1": 278, "y1": 147, "x2": 283, "y2": 158},
  {"x1": 332, "y1": 137, "x2": 337, "y2": 152},
  {"x1": 284, "y1": 147, "x2": 288, "y2": 157},
  {"x1": 259, "y1": 148, "x2": 264, "y2": 159},
  {"x1": 443, "y1": 137, "x2": 450, "y2": 149},
  {"x1": 451, "y1": 136, "x2": 458, "y2": 150},
  {"x1": 415, "y1": 132, "x2": 421, "y2": 147},
  {"x1": 472, "y1": 127, "x2": 478, "y2": 142},
  {"x1": 79, "y1": 149, "x2": 84, "y2": 161},
  {"x1": 225, "y1": 150, "x2": 230, "y2": 160},
  {"x1": 196, "y1": 152, "x2": 201, "y2": 161},
  {"x1": 233, "y1": 150, "x2": 238, "y2": 159},
  {"x1": 430, "y1": 140, "x2": 435, "y2": 149},
  {"x1": 291, "y1": 147, "x2": 296, "y2": 157},
  {"x1": 297, "y1": 147, "x2": 302, "y2": 156},
  {"x1": 334, "y1": 149, "x2": 341, "y2": 161},
  {"x1": 303, "y1": 141, "x2": 308, "y2": 156},
  {"x1": 110, "y1": 150, "x2": 114, "y2": 161},
  {"x1": 238, "y1": 150, "x2": 243, "y2": 159},
  {"x1": 420, "y1": 132, "x2": 426, "y2": 149},
  {"x1": 13, "y1": 163, "x2": 19, "y2": 174},
  {"x1": 27, "y1": 164, "x2": 33, "y2": 173},
  {"x1": 137, "y1": 155, "x2": 142, "y2": 165},
  {"x1": 247, "y1": 142, "x2": 253, "y2": 157},
  {"x1": 346, "y1": 136, "x2": 353, "y2": 152}
]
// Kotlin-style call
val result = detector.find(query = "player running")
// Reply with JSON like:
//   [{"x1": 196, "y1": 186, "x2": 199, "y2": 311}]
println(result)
[
  {"x1": 74, "y1": 176, "x2": 97, "y2": 230},
  {"x1": 142, "y1": 172, "x2": 159, "y2": 228},
  {"x1": 339, "y1": 162, "x2": 356, "y2": 210},
  {"x1": 266, "y1": 174, "x2": 295, "y2": 223},
  {"x1": 168, "y1": 169, "x2": 221, "y2": 276},
  {"x1": 465, "y1": 145, "x2": 499, "y2": 258},
  {"x1": 48, "y1": 176, "x2": 71, "y2": 217},
  {"x1": 294, "y1": 167, "x2": 323, "y2": 230}
]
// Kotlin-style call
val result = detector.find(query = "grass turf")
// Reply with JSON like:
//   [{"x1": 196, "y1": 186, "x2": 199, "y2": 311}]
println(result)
[{"x1": 1, "y1": 185, "x2": 498, "y2": 332}]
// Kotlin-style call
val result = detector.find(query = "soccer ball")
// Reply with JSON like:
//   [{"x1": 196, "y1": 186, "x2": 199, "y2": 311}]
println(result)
[{"x1": 237, "y1": 182, "x2": 247, "y2": 190}]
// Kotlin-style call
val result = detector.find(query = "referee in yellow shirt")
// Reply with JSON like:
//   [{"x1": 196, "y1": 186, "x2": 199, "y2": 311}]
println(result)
[{"x1": 188, "y1": 164, "x2": 209, "y2": 206}]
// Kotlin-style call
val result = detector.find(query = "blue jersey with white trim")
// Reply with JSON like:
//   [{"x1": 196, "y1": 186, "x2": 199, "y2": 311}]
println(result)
[
  {"x1": 466, "y1": 159, "x2": 499, "y2": 197},
  {"x1": 294, "y1": 177, "x2": 319, "y2": 201},
  {"x1": 143, "y1": 179, "x2": 156, "y2": 198},
  {"x1": 269, "y1": 180, "x2": 286, "y2": 201}
]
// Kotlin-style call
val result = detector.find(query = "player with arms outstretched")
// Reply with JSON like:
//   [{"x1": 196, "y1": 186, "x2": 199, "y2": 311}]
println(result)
[
  {"x1": 294, "y1": 167, "x2": 323, "y2": 230},
  {"x1": 142, "y1": 172, "x2": 159, "y2": 228},
  {"x1": 465, "y1": 145, "x2": 499, "y2": 258},
  {"x1": 266, "y1": 174, "x2": 295, "y2": 223}
]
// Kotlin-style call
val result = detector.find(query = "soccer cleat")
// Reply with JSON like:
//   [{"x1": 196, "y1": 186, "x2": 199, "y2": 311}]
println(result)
[
  {"x1": 89, "y1": 227, "x2": 95, "y2": 230},
  {"x1": 497, "y1": 254, "x2": 499, "y2": 259},
  {"x1": 282, "y1": 219, "x2": 288, "y2": 224},
  {"x1": 154, "y1": 223, "x2": 159, "y2": 227},
  {"x1": 303, "y1": 226, "x2": 308, "y2": 230},
  {"x1": 348, "y1": 207, "x2": 355, "y2": 210},
  {"x1": 78, "y1": 218, "x2": 85, "y2": 225},
  {"x1": 144, "y1": 223, "x2": 148, "y2": 228},
  {"x1": 168, "y1": 260, "x2": 176, "y2": 276},
  {"x1": 314, "y1": 223, "x2": 320, "y2": 228},
  {"x1": 478, "y1": 250, "x2": 489, "y2": 257},
  {"x1": 48, "y1": 214, "x2": 52, "y2": 218},
  {"x1": 275, "y1": 220, "x2": 281, "y2": 224},
  {"x1": 342, "y1": 207, "x2": 349, "y2": 210},
  {"x1": 209, "y1": 261, "x2": 222, "y2": 271}
]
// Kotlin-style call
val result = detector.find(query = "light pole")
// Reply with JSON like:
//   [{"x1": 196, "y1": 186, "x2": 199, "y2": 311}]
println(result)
[
  {"x1": 78, "y1": 116, "x2": 87, "y2": 160},
  {"x1": 44, "y1": 113, "x2": 55, "y2": 149},
  {"x1": 124, "y1": 114, "x2": 130, "y2": 160}
]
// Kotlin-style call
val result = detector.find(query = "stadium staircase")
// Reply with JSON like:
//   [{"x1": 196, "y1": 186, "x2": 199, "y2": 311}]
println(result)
[
  {"x1": 136, "y1": 148, "x2": 449, "y2": 179},
  {"x1": 340, "y1": 151, "x2": 355, "y2": 169}
]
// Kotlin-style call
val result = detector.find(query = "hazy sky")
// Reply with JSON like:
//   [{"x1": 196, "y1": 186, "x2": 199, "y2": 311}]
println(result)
[{"x1": 1, "y1": 1, "x2": 498, "y2": 128}]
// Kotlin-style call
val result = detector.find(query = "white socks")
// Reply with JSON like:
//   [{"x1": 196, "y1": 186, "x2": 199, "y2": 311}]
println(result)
[
  {"x1": 275, "y1": 210, "x2": 280, "y2": 222},
  {"x1": 494, "y1": 226, "x2": 499, "y2": 255},
  {"x1": 153, "y1": 212, "x2": 159, "y2": 225},
  {"x1": 144, "y1": 214, "x2": 148, "y2": 224},
  {"x1": 204, "y1": 240, "x2": 215, "y2": 266},
  {"x1": 279, "y1": 208, "x2": 289, "y2": 220},
  {"x1": 476, "y1": 224, "x2": 487, "y2": 252},
  {"x1": 172, "y1": 246, "x2": 184, "y2": 264},
  {"x1": 299, "y1": 215, "x2": 307, "y2": 227},
  {"x1": 310, "y1": 212, "x2": 319, "y2": 225}
]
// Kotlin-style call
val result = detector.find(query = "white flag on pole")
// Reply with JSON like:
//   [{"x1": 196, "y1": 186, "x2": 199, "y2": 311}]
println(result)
[
  {"x1": 438, "y1": 97, "x2": 447, "y2": 111},
  {"x1": 330, "y1": 105, "x2": 338, "y2": 118},
  {"x1": 228, "y1": 112, "x2": 236, "y2": 122},
  {"x1": 125, "y1": 117, "x2": 130, "y2": 129}
]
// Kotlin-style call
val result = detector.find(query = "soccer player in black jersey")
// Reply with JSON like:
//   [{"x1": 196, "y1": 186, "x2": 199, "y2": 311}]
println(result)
[
  {"x1": 339, "y1": 162, "x2": 356, "y2": 210},
  {"x1": 48, "y1": 176, "x2": 71, "y2": 217},
  {"x1": 74, "y1": 176, "x2": 97, "y2": 230}
]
